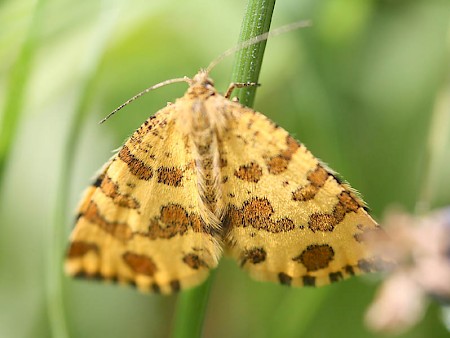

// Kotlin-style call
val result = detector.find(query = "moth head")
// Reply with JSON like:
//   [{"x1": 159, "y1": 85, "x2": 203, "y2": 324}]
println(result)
[{"x1": 191, "y1": 69, "x2": 215, "y2": 89}]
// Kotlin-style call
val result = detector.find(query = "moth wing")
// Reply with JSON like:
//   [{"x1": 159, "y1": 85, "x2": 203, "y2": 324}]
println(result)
[
  {"x1": 65, "y1": 106, "x2": 221, "y2": 294},
  {"x1": 220, "y1": 105, "x2": 386, "y2": 287}
]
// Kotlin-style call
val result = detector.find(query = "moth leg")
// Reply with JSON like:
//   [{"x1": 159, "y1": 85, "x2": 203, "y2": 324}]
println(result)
[{"x1": 224, "y1": 82, "x2": 260, "y2": 99}]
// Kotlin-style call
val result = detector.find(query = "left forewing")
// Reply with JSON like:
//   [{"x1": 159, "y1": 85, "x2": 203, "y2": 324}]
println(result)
[{"x1": 65, "y1": 107, "x2": 222, "y2": 294}]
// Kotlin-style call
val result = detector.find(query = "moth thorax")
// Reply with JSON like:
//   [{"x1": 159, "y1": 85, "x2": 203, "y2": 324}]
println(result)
[{"x1": 191, "y1": 118, "x2": 224, "y2": 221}]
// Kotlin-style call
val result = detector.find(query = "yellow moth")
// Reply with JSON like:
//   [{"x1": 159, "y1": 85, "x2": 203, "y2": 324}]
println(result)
[{"x1": 66, "y1": 26, "x2": 386, "y2": 294}]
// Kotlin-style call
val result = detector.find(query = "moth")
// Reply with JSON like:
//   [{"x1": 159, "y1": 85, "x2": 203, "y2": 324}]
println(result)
[{"x1": 66, "y1": 24, "x2": 387, "y2": 294}]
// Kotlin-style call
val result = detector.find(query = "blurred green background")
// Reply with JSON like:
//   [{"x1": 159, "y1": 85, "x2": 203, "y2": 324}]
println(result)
[{"x1": 1, "y1": 0, "x2": 449, "y2": 337}]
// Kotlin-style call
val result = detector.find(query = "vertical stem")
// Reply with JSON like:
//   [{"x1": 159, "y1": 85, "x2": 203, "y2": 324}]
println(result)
[
  {"x1": 171, "y1": 1, "x2": 276, "y2": 337},
  {"x1": 170, "y1": 271, "x2": 216, "y2": 338},
  {"x1": 230, "y1": 0, "x2": 277, "y2": 107}
]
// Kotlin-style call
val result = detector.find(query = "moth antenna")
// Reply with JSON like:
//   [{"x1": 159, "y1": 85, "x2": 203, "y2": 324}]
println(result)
[
  {"x1": 205, "y1": 20, "x2": 312, "y2": 74},
  {"x1": 100, "y1": 20, "x2": 312, "y2": 124},
  {"x1": 99, "y1": 76, "x2": 191, "y2": 124}
]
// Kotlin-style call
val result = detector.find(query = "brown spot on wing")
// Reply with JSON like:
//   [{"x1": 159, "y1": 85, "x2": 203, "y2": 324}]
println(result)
[
  {"x1": 273, "y1": 218, "x2": 296, "y2": 232},
  {"x1": 82, "y1": 201, "x2": 132, "y2": 241},
  {"x1": 188, "y1": 214, "x2": 208, "y2": 233},
  {"x1": 161, "y1": 204, "x2": 189, "y2": 227},
  {"x1": 292, "y1": 184, "x2": 318, "y2": 202},
  {"x1": 241, "y1": 247, "x2": 266, "y2": 266},
  {"x1": 266, "y1": 155, "x2": 289, "y2": 175},
  {"x1": 242, "y1": 198, "x2": 296, "y2": 232},
  {"x1": 234, "y1": 162, "x2": 263, "y2": 183},
  {"x1": 170, "y1": 280, "x2": 181, "y2": 292},
  {"x1": 308, "y1": 213, "x2": 337, "y2": 232},
  {"x1": 146, "y1": 204, "x2": 208, "y2": 240},
  {"x1": 151, "y1": 283, "x2": 161, "y2": 293},
  {"x1": 147, "y1": 204, "x2": 189, "y2": 239},
  {"x1": 292, "y1": 166, "x2": 329, "y2": 202},
  {"x1": 242, "y1": 198, "x2": 273, "y2": 225},
  {"x1": 160, "y1": 204, "x2": 189, "y2": 227},
  {"x1": 101, "y1": 175, "x2": 140, "y2": 209},
  {"x1": 224, "y1": 205, "x2": 244, "y2": 229},
  {"x1": 278, "y1": 272, "x2": 292, "y2": 286},
  {"x1": 266, "y1": 135, "x2": 300, "y2": 175},
  {"x1": 157, "y1": 166, "x2": 184, "y2": 187},
  {"x1": 183, "y1": 253, "x2": 209, "y2": 270},
  {"x1": 329, "y1": 271, "x2": 344, "y2": 283},
  {"x1": 73, "y1": 271, "x2": 104, "y2": 280},
  {"x1": 338, "y1": 191, "x2": 361, "y2": 212},
  {"x1": 285, "y1": 135, "x2": 300, "y2": 154},
  {"x1": 225, "y1": 198, "x2": 297, "y2": 233},
  {"x1": 308, "y1": 191, "x2": 364, "y2": 232},
  {"x1": 118, "y1": 145, "x2": 153, "y2": 180},
  {"x1": 92, "y1": 175, "x2": 104, "y2": 188},
  {"x1": 123, "y1": 252, "x2": 157, "y2": 277},
  {"x1": 293, "y1": 244, "x2": 335, "y2": 271},
  {"x1": 67, "y1": 241, "x2": 99, "y2": 258},
  {"x1": 220, "y1": 157, "x2": 228, "y2": 168},
  {"x1": 308, "y1": 166, "x2": 329, "y2": 186},
  {"x1": 302, "y1": 275, "x2": 316, "y2": 286},
  {"x1": 345, "y1": 265, "x2": 355, "y2": 275}
]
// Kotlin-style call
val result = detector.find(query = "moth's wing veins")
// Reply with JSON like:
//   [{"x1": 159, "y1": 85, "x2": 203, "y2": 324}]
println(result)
[
  {"x1": 65, "y1": 105, "x2": 222, "y2": 294},
  {"x1": 220, "y1": 104, "x2": 389, "y2": 287}
]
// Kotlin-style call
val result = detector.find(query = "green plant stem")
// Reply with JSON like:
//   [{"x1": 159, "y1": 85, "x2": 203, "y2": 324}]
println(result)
[
  {"x1": 230, "y1": 0, "x2": 276, "y2": 107},
  {"x1": 171, "y1": 270, "x2": 216, "y2": 338},
  {"x1": 47, "y1": 3, "x2": 121, "y2": 337},
  {"x1": 170, "y1": 1, "x2": 276, "y2": 337},
  {"x1": 267, "y1": 289, "x2": 330, "y2": 338}
]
